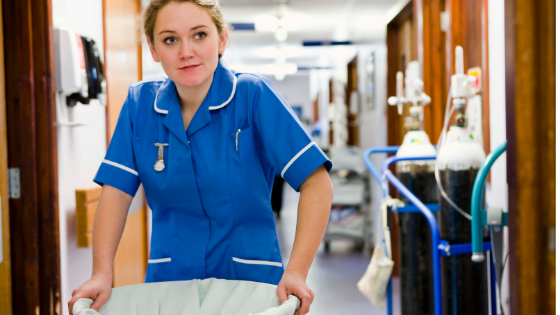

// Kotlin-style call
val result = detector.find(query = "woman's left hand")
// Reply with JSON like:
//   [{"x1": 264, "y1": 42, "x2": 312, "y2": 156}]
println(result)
[{"x1": 276, "y1": 270, "x2": 314, "y2": 315}]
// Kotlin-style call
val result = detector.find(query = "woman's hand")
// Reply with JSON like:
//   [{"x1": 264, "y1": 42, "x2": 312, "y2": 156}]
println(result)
[
  {"x1": 277, "y1": 270, "x2": 315, "y2": 315},
  {"x1": 67, "y1": 273, "x2": 113, "y2": 315}
]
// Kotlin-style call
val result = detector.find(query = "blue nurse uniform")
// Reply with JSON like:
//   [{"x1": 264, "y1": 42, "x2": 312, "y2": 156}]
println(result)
[{"x1": 93, "y1": 60, "x2": 332, "y2": 285}]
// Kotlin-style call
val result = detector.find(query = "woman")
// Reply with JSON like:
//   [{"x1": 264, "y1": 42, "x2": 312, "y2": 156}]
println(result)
[{"x1": 68, "y1": 1, "x2": 333, "y2": 314}]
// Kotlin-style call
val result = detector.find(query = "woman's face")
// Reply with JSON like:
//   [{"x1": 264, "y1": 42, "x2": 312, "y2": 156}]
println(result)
[{"x1": 148, "y1": 2, "x2": 227, "y2": 88}]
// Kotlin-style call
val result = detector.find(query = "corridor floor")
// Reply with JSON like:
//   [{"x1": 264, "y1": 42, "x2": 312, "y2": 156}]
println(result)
[{"x1": 275, "y1": 182, "x2": 401, "y2": 315}]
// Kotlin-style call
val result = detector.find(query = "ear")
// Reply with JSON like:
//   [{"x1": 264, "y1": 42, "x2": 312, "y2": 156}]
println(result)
[
  {"x1": 218, "y1": 27, "x2": 228, "y2": 56},
  {"x1": 147, "y1": 37, "x2": 161, "y2": 63}
]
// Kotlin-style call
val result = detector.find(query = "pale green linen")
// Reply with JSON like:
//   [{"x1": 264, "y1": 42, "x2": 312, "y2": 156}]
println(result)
[{"x1": 73, "y1": 278, "x2": 300, "y2": 315}]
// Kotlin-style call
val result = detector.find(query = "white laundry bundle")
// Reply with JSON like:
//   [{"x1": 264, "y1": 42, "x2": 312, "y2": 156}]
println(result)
[
  {"x1": 357, "y1": 197, "x2": 401, "y2": 308},
  {"x1": 73, "y1": 278, "x2": 301, "y2": 315}
]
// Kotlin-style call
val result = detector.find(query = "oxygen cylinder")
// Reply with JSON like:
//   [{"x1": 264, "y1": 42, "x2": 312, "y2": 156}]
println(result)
[
  {"x1": 436, "y1": 126, "x2": 489, "y2": 315},
  {"x1": 396, "y1": 130, "x2": 437, "y2": 315}
]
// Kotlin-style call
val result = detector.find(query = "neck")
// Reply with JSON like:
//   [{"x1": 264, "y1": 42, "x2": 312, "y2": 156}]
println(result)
[{"x1": 175, "y1": 75, "x2": 214, "y2": 111}]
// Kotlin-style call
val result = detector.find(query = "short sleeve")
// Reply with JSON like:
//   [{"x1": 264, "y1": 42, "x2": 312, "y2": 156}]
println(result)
[
  {"x1": 252, "y1": 76, "x2": 332, "y2": 192},
  {"x1": 93, "y1": 88, "x2": 140, "y2": 197}
]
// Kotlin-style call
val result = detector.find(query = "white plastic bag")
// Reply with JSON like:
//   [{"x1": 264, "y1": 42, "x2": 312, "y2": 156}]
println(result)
[{"x1": 357, "y1": 197, "x2": 402, "y2": 307}]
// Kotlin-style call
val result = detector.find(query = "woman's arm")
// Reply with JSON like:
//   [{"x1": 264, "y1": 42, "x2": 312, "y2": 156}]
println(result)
[
  {"x1": 277, "y1": 165, "x2": 333, "y2": 315},
  {"x1": 68, "y1": 185, "x2": 133, "y2": 314},
  {"x1": 91, "y1": 184, "x2": 133, "y2": 278}
]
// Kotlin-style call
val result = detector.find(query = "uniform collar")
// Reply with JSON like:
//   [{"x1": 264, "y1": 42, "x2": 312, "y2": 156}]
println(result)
[{"x1": 154, "y1": 60, "x2": 237, "y2": 144}]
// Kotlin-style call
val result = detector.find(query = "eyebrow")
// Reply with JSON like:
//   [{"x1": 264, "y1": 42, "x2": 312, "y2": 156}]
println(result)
[{"x1": 158, "y1": 25, "x2": 209, "y2": 35}]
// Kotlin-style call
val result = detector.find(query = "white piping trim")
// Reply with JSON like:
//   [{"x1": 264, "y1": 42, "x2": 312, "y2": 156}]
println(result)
[
  {"x1": 281, "y1": 142, "x2": 316, "y2": 178},
  {"x1": 153, "y1": 84, "x2": 168, "y2": 114},
  {"x1": 102, "y1": 159, "x2": 138, "y2": 176},
  {"x1": 209, "y1": 76, "x2": 237, "y2": 110},
  {"x1": 148, "y1": 257, "x2": 171, "y2": 264},
  {"x1": 232, "y1": 257, "x2": 282, "y2": 267}
]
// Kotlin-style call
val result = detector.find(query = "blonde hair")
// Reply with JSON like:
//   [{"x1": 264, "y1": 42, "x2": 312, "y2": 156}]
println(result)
[{"x1": 143, "y1": 0, "x2": 228, "y2": 58}]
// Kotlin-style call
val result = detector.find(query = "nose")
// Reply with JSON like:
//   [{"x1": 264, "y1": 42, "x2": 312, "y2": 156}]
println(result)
[{"x1": 178, "y1": 39, "x2": 194, "y2": 60}]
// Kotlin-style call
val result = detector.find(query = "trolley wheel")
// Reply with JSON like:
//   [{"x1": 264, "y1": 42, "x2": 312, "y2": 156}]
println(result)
[
  {"x1": 324, "y1": 240, "x2": 330, "y2": 253},
  {"x1": 354, "y1": 240, "x2": 365, "y2": 252}
]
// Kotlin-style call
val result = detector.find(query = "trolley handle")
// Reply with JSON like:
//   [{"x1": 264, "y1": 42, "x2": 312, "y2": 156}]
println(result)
[{"x1": 362, "y1": 146, "x2": 400, "y2": 197}]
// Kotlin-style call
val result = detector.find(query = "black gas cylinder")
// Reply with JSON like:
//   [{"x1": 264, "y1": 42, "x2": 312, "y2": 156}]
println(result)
[
  {"x1": 438, "y1": 167, "x2": 490, "y2": 315},
  {"x1": 397, "y1": 163, "x2": 438, "y2": 315}
]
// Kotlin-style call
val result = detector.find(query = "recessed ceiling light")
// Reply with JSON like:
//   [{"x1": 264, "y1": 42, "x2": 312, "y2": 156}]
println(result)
[{"x1": 274, "y1": 27, "x2": 288, "y2": 42}]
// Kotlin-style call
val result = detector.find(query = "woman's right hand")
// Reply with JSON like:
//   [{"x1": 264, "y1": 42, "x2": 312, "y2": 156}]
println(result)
[{"x1": 68, "y1": 273, "x2": 113, "y2": 315}]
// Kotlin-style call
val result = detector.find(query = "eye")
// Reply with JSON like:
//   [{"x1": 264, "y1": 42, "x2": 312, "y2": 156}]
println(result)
[
  {"x1": 163, "y1": 37, "x2": 177, "y2": 45},
  {"x1": 194, "y1": 32, "x2": 207, "y2": 40}
]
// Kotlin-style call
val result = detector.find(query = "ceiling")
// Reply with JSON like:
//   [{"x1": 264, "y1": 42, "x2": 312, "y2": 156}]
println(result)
[
  {"x1": 140, "y1": 0, "x2": 407, "y2": 77},
  {"x1": 219, "y1": 0, "x2": 405, "y2": 71}
]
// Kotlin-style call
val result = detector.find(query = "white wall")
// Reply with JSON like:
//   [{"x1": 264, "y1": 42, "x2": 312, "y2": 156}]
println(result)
[
  {"x1": 486, "y1": 0, "x2": 509, "y2": 313},
  {"x1": 308, "y1": 69, "x2": 332, "y2": 149},
  {"x1": 53, "y1": 0, "x2": 105, "y2": 313},
  {"x1": 269, "y1": 74, "x2": 311, "y2": 123},
  {"x1": 53, "y1": 0, "x2": 142, "y2": 312},
  {"x1": 356, "y1": 44, "x2": 388, "y2": 244},
  {"x1": 357, "y1": 44, "x2": 388, "y2": 150}
]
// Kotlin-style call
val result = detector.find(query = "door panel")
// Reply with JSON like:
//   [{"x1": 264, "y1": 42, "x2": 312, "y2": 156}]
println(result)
[
  {"x1": 0, "y1": 1, "x2": 12, "y2": 313},
  {"x1": 103, "y1": 0, "x2": 147, "y2": 287}
]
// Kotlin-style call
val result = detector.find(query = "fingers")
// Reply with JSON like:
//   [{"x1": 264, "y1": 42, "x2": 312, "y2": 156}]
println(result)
[
  {"x1": 293, "y1": 287, "x2": 314, "y2": 315},
  {"x1": 68, "y1": 296, "x2": 79, "y2": 315},
  {"x1": 69, "y1": 285, "x2": 85, "y2": 315},
  {"x1": 276, "y1": 284, "x2": 289, "y2": 304},
  {"x1": 90, "y1": 290, "x2": 111, "y2": 312}
]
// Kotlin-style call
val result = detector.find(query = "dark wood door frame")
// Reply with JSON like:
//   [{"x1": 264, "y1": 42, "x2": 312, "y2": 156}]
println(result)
[
  {"x1": 2, "y1": 0, "x2": 61, "y2": 313},
  {"x1": 385, "y1": 1, "x2": 415, "y2": 277},
  {"x1": 386, "y1": 1, "x2": 414, "y2": 148},
  {"x1": 504, "y1": 0, "x2": 555, "y2": 314}
]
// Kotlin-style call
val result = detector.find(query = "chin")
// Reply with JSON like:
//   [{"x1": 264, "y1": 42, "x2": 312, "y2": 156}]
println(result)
[{"x1": 174, "y1": 73, "x2": 207, "y2": 87}]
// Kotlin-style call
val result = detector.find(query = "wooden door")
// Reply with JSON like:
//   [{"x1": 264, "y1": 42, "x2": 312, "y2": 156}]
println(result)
[
  {"x1": 2, "y1": 0, "x2": 61, "y2": 313},
  {"x1": 387, "y1": 2, "x2": 416, "y2": 148},
  {"x1": 445, "y1": 0, "x2": 491, "y2": 155},
  {"x1": 346, "y1": 56, "x2": 359, "y2": 146},
  {"x1": 414, "y1": 0, "x2": 447, "y2": 145},
  {"x1": 0, "y1": 1, "x2": 12, "y2": 314},
  {"x1": 504, "y1": 0, "x2": 555, "y2": 313},
  {"x1": 385, "y1": 2, "x2": 416, "y2": 277},
  {"x1": 103, "y1": 0, "x2": 148, "y2": 287}
]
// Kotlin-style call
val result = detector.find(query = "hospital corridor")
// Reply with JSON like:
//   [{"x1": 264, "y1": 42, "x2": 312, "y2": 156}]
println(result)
[
  {"x1": 0, "y1": 0, "x2": 556, "y2": 315},
  {"x1": 277, "y1": 180, "x2": 400, "y2": 315}
]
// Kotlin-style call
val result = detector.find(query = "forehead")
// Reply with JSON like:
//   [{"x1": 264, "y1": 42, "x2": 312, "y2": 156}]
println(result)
[{"x1": 154, "y1": 2, "x2": 213, "y2": 33}]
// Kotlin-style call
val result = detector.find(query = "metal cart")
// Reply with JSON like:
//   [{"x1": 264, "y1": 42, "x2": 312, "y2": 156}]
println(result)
[
  {"x1": 324, "y1": 146, "x2": 372, "y2": 253},
  {"x1": 362, "y1": 144, "x2": 507, "y2": 315}
]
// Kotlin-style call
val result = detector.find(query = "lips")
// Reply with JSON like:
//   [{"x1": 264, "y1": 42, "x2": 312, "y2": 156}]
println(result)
[{"x1": 180, "y1": 64, "x2": 200, "y2": 70}]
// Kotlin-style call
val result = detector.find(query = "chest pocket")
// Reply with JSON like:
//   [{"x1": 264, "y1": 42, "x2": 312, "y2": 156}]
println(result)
[
  {"x1": 228, "y1": 126, "x2": 258, "y2": 170},
  {"x1": 227, "y1": 123, "x2": 269, "y2": 201}
]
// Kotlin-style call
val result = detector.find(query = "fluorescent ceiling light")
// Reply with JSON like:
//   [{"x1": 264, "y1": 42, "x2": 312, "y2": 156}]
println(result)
[
  {"x1": 330, "y1": 46, "x2": 357, "y2": 64},
  {"x1": 255, "y1": 15, "x2": 280, "y2": 32},
  {"x1": 256, "y1": 45, "x2": 305, "y2": 59},
  {"x1": 275, "y1": 27, "x2": 288, "y2": 42},
  {"x1": 260, "y1": 62, "x2": 298, "y2": 75},
  {"x1": 274, "y1": 73, "x2": 286, "y2": 81},
  {"x1": 280, "y1": 13, "x2": 314, "y2": 32},
  {"x1": 254, "y1": 13, "x2": 314, "y2": 33}
]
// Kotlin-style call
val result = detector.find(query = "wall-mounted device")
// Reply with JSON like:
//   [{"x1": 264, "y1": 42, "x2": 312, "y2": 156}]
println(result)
[
  {"x1": 54, "y1": 26, "x2": 106, "y2": 107},
  {"x1": 55, "y1": 26, "x2": 88, "y2": 105},
  {"x1": 54, "y1": 26, "x2": 107, "y2": 126}
]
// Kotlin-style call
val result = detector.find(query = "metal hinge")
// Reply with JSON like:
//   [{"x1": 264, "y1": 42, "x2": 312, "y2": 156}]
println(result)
[
  {"x1": 9, "y1": 168, "x2": 20, "y2": 199},
  {"x1": 440, "y1": 11, "x2": 449, "y2": 32}
]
